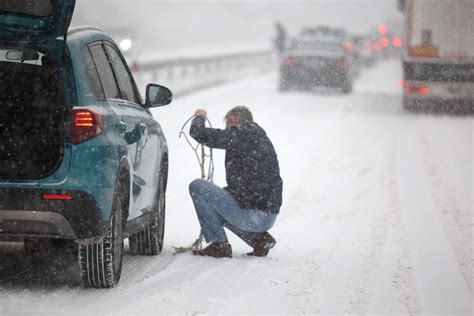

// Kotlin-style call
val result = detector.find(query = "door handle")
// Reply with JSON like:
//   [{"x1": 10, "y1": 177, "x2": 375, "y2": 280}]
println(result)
[
  {"x1": 116, "y1": 120, "x2": 127, "y2": 133},
  {"x1": 138, "y1": 123, "x2": 147, "y2": 134}
]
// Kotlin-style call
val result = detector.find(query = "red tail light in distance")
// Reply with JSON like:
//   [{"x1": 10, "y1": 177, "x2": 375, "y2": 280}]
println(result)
[
  {"x1": 334, "y1": 60, "x2": 346, "y2": 69},
  {"x1": 404, "y1": 85, "x2": 430, "y2": 96},
  {"x1": 71, "y1": 109, "x2": 103, "y2": 144},
  {"x1": 344, "y1": 42, "x2": 353, "y2": 53},
  {"x1": 392, "y1": 37, "x2": 402, "y2": 48},
  {"x1": 282, "y1": 57, "x2": 297, "y2": 68}
]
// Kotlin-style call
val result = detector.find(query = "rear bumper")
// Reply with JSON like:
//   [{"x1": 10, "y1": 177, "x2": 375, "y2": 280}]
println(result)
[
  {"x1": 281, "y1": 67, "x2": 349, "y2": 87},
  {"x1": 404, "y1": 80, "x2": 474, "y2": 101},
  {"x1": 403, "y1": 97, "x2": 474, "y2": 114},
  {"x1": 403, "y1": 80, "x2": 474, "y2": 113},
  {"x1": 0, "y1": 188, "x2": 109, "y2": 241}
]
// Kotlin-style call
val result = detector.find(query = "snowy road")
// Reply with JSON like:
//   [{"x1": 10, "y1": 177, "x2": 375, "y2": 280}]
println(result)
[{"x1": 0, "y1": 60, "x2": 472, "y2": 315}]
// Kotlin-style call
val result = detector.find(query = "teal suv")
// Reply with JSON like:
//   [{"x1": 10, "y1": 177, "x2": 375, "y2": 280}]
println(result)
[{"x1": 0, "y1": 1, "x2": 172, "y2": 287}]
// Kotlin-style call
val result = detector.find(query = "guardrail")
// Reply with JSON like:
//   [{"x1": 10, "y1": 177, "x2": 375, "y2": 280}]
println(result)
[{"x1": 133, "y1": 49, "x2": 276, "y2": 96}]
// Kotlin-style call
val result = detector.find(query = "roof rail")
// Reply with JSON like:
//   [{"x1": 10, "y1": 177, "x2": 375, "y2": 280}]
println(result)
[{"x1": 68, "y1": 26, "x2": 104, "y2": 36}]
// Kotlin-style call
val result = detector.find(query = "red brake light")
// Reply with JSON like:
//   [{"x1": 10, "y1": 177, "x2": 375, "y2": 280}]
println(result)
[
  {"x1": 378, "y1": 25, "x2": 388, "y2": 34},
  {"x1": 71, "y1": 109, "x2": 103, "y2": 144},
  {"x1": 43, "y1": 194, "x2": 73, "y2": 201},
  {"x1": 344, "y1": 42, "x2": 353, "y2": 53},
  {"x1": 334, "y1": 60, "x2": 346, "y2": 69},
  {"x1": 404, "y1": 85, "x2": 430, "y2": 96},
  {"x1": 393, "y1": 37, "x2": 402, "y2": 48},
  {"x1": 282, "y1": 58, "x2": 297, "y2": 67},
  {"x1": 419, "y1": 86, "x2": 430, "y2": 96}
]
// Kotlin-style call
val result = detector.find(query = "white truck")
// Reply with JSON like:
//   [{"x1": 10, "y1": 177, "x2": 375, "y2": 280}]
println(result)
[{"x1": 401, "y1": 0, "x2": 474, "y2": 111}]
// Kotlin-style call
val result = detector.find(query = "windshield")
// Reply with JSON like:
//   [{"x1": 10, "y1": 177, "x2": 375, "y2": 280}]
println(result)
[
  {"x1": 0, "y1": 0, "x2": 56, "y2": 18},
  {"x1": 291, "y1": 39, "x2": 344, "y2": 53}
]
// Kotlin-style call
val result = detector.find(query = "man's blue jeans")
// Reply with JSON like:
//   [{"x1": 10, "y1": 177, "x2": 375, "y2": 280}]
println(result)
[{"x1": 189, "y1": 179, "x2": 277, "y2": 245}]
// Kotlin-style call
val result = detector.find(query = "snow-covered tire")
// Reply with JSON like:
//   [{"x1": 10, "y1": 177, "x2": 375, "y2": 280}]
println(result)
[
  {"x1": 341, "y1": 81, "x2": 352, "y2": 94},
  {"x1": 403, "y1": 97, "x2": 416, "y2": 112},
  {"x1": 78, "y1": 178, "x2": 126, "y2": 288},
  {"x1": 279, "y1": 74, "x2": 291, "y2": 92},
  {"x1": 279, "y1": 84, "x2": 289, "y2": 92},
  {"x1": 129, "y1": 175, "x2": 165, "y2": 256}
]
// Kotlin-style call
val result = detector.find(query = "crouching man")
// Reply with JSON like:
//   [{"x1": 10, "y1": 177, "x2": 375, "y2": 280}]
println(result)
[{"x1": 189, "y1": 106, "x2": 283, "y2": 258}]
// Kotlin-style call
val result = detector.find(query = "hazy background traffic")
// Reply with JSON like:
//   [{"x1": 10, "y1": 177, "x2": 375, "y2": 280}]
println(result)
[
  {"x1": 1, "y1": 1, "x2": 471, "y2": 315},
  {"x1": 72, "y1": 0, "x2": 403, "y2": 58}
]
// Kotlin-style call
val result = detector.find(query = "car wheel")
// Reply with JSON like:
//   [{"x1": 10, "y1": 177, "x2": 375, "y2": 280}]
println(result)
[
  {"x1": 78, "y1": 178, "x2": 125, "y2": 288},
  {"x1": 279, "y1": 82, "x2": 290, "y2": 92},
  {"x1": 403, "y1": 97, "x2": 416, "y2": 112},
  {"x1": 129, "y1": 174, "x2": 165, "y2": 256},
  {"x1": 279, "y1": 74, "x2": 290, "y2": 92},
  {"x1": 341, "y1": 80, "x2": 352, "y2": 94}
]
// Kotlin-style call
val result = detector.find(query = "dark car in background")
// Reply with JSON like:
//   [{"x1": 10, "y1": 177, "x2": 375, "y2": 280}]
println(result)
[
  {"x1": 0, "y1": 0, "x2": 172, "y2": 288},
  {"x1": 351, "y1": 35, "x2": 376, "y2": 67},
  {"x1": 279, "y1": 27, "x2": 354, "y2": 93}
]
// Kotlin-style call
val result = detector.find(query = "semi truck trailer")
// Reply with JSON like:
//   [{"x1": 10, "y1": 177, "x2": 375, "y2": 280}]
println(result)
[{"x1": 402, "y1": 0, "x2": 474, "y2": 111}]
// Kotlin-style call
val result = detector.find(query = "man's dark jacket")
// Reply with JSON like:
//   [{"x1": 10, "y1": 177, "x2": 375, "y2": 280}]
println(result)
[{"x1": 190, "y1": 117, "x2": 283, "y2": 213}]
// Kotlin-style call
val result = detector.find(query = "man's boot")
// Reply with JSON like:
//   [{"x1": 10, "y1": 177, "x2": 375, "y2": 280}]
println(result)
[
  {"x1": 247, "y1": 232, "x2": 276, "y2": 257},
  {"x1": 193, "y1": 242, "x2": 232, "y2": 258}
]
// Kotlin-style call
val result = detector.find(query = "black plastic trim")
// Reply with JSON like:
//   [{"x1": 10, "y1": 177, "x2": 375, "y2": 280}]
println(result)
[
  {"x1": 404, "y1": 61, "x2": 474, "y2": 82},
  {"x1": 0, "y1": 188, "x2": 108, "y2": 239}
]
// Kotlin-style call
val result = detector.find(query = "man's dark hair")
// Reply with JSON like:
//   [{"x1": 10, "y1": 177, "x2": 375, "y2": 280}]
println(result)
[{"x1": 224, "y1": 106, "x2": 254, "y2": 124}]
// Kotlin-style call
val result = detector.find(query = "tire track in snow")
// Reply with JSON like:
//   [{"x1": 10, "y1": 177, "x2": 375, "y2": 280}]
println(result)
[
  {"x1": 115, "y1": 255, "x2": 280, "y2": 314},
  {"x1": 417, "y1": 120, "x2": 473, "y2": 294},
  {"x1": 278, "y1": 97, "x2": 406, "y2": 313},
  {"x1": 119, "y1": 251, "x2": 176, "y2": 286},
  {"x1": 397, "y1": 120, "x2": 472, "y2": 314},
  {"x1": 365, "y1": 123, "x2": 421, "y2": 315}
]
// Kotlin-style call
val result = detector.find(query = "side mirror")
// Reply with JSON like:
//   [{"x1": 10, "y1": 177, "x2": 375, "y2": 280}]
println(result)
[{"x1": 146, "y1": 84, "x2": 172, "y2": 108}]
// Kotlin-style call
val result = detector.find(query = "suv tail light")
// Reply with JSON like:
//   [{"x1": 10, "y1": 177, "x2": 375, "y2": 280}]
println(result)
[{"x1": 71, "y1": 109, "x2": 103, "y2": 144}]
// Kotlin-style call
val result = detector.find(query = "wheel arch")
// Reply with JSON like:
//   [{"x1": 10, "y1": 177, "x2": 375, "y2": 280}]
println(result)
[
  {"x1": 115, "y1": 157, "x2": 131, "y2": 225},
  {"x1": 159, "y1": 148, "x2": 169, "y2": 193}
]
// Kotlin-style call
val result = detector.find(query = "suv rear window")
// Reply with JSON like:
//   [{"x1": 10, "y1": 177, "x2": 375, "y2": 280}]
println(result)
[
  {"x1": 90, "y1": 44, "x2": 120, "y2": 100},
  {"x1": 0, "y1": 0, "x2": 56, "y2": 18},
  {"x1": 81, "y1": 47, "x2": 105, "y2": 101}
]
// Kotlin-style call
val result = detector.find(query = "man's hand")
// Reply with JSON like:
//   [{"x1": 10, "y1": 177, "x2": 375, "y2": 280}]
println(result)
[{"x1": 195, "y1": 109, "x2": 207, "y2": 118}]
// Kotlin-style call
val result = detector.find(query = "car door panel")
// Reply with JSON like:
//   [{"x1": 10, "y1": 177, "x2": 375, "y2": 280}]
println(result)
[
  {"x1": 104, "y1": 43, "x2": 158, "y2": 217},
  {"x1": 88, "y1": 43, "x2": 142, "y2": 219}
]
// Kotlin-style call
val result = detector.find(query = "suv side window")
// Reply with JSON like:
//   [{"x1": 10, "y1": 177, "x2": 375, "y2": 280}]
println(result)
[
  {"x1": 81, "y1": 46, "x2": 105, "y2": 101},
  {"x1": 90, "y1": 44, "x2": 120, "y2": 100},
  {"x1": 105, "y1": 44, "x2": 140, "y2": 104}
]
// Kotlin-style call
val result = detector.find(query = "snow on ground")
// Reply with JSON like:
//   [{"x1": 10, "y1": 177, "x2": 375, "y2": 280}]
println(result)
[{"x1": 0, "y1": 60, "x2": 472, "y2": 315}]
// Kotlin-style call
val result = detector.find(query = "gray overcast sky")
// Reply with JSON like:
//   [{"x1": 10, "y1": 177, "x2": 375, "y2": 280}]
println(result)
[{"x1": 72, "y1": 0, "x2": 403, "y2": 56}]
